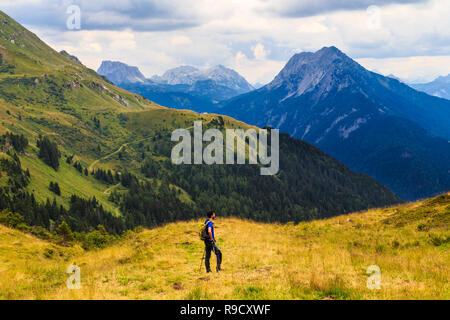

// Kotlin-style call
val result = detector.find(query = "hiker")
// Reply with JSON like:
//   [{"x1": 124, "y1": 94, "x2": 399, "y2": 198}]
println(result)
[{"x1": 204, "y1": 210, "x2": 222, "y2": 273}]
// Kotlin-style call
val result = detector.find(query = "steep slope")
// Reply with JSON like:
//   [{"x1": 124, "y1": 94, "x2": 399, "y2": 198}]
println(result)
[
  {"x1": 411, "y1": 74, "x2": 450, "y2": 100},
  {"x1": 0, "y1": 10, "x2": 400, "y2": 237},
  {"x1": 59, "y1": 50, "x2": 83, "y2": 66},
  {"x1": 221, "y1": 47, "x2": 450, "y2": 200},
  {"x1": 0, "y1": 193, "x2": 448, "y2": 300}
]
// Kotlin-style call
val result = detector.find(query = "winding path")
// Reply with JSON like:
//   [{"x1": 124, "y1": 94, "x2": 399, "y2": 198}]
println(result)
[
  {"x1": 88, "y1": 136, "x2": 154, "y2": 171},
  {"x1": 103, "y1": 183, "x2": 121, "y2": 195},
  {"x1": 88, "y1": 125, "x2": 195, "y2": 172}
]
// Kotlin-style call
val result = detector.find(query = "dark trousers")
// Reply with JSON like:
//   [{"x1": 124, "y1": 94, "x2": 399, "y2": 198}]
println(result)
[{"x1": 204, "y1": 240, "x2": 222, "y2": 272}]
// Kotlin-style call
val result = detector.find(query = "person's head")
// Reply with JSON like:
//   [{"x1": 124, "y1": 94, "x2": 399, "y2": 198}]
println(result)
[{"x1": 207, "y1": 210, "x2": 216, "y2": 220}]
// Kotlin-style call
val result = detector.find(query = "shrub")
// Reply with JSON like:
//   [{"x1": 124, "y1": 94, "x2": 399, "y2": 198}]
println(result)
[
  {"x1": 0, "y1": 210, "x2": 25, "y2": 228},
  {"x1": 81, "y1": 225, "x2": 116, "y2": 250},
  {"x1": 31, "y1": 226, "x2": 52, "y2": 240},
  {"x1": 417, "y1": 223, "x2": 428, "y2": 231},
  {"x1": 392, "y1": 240, "x2": 400, "y2": 249},
  {"x1": 428, "y1": 234, "x2": 450, "y2": 246}
]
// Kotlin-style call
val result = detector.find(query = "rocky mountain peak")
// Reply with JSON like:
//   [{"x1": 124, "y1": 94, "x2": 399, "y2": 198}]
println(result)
[
  {"x1": 267, "y1": 46, "x2": 365, "y2": 96},
  {"x1": 152, "y1": 64, "x2": 253, "y2": 92},
  {"x1": 97, "y1": 61, "x2": 146, "y2": 84}
]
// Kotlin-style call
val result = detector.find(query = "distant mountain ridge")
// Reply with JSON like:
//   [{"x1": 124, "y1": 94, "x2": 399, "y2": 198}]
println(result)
[
  {"x1": 221, "y1": 46, "x2": 450, "y2": 200},
  {"x1": 152, "y1": 64, "x2": 254, "y2": 93},
  {"x1": 97, "y1": 61, "x2": 253, "y2": 111},
  {"x1": 97, "y1": 60, "x2": 146, "y2": 84},
  {"x1": 411, "y1": 74, "x2": 450, "y2": 100}
]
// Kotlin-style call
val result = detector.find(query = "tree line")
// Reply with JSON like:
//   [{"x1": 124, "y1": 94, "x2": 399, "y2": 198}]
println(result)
[
  {"x1": 0, "y1": 151, "x2": 126, "y2": 235},
  {"x1": 37, "y1": 136, "x2": 60, "y2": 170},
  {"x1": 1, "y1": 130, "x2": 401, "y2": 246},
  {"x1": 0, "y1": 132, "x2": 28, "y2": 153}
]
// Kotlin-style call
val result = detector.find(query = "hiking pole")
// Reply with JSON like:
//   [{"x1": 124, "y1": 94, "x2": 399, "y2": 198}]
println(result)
[{"x1": 199, "y1": 247, "x2": 206, "y2": 272}]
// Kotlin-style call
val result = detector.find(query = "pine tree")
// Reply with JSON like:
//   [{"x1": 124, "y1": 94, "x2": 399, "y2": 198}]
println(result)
[
  {"x1": 49, "y1": 181, "x2": 61, "y2": 196},
  {"x1": 38, "y1": 137, "x2": 60, "y2": 170},
  {"x1": 56, "y1": 220, "x2": 73, "y2": 246}
]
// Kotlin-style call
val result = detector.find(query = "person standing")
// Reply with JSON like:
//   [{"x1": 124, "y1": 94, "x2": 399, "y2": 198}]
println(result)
[{"x1": 204, "y1": 210, "x2": 222, "y2": 273}]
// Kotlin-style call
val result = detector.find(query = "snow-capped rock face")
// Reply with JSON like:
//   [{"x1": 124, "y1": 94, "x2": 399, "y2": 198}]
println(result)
[
  {"x1": 97, "y1": 61, "x2": 146, "y2": 84},
  {"x1": 156, "y1": 66, "x2": 201, "y2": 85},
  {"x1": 152, "y1": 65, "x2": 254, "y2": 93},
  {"x1": 203, "y1": 65, "x2": 254, "y2": 92}
]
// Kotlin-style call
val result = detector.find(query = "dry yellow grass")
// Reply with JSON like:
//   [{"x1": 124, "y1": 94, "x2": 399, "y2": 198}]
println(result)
[{"x1": 0, "y1": 194, "x2": 448, "y2": 300}]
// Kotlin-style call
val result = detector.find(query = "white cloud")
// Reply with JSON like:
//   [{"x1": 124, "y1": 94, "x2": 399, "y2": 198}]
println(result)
[
  {"x1": 170, "y1": 36, "x2": 193, "y2": 46},
  {"x1": 229, "y1": 50, "x2": 284, "y2": 84},
  {"x1": 358, "y1": 56, "x2": 450, "y2": 83},
  {"x1": 252, "y1": 43, "x2": 268, "y2": 60},
  {"x1": 295, "y1": 19, "x2": 329, "y2": 34},
  {"x1": 5, "y1": 0, "x2": 450, "y2": 83}
]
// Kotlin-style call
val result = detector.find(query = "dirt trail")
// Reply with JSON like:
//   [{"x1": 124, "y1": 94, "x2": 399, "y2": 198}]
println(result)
[
  {"x1": 89, "y1": 126, "x2": 195, "y2": 202},
  {"x1": 88, "y1": 136, "x2": 153, "y2": 171},
  {"x1": 88, "y1": 126, "x2": 195, "y2": 172},
  {"x1": 103, "y1": 183, "x2": 120, "y2": 195}
]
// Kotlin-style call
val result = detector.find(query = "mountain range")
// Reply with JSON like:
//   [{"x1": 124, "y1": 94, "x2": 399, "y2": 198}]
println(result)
[
  {"x1": 221, "y1": 46, "x2": 450, "y2": 200},
  {"x1": 411, "y1": 74, "x2": 450, "y2": 100},
  {"x1": 97, "y1": 62, "x2": 253, "y2": 112},
  {"x1": 151, "y1": 65, "x2": 254, "y2": 93},
  {"x1": 0, "y1": 10, "x2": 400, "y2": 238}
]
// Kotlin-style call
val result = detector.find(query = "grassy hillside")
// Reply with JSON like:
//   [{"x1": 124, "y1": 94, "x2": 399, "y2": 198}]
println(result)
[
  {"x1": 0, "y1": 9, "x2": 162, "y2": 215},
  {"x1": 0, "y1": 193, "x2": 448, "y2": 300},
  {"x1": 0, "y1": 8, "x2": 402, "y2": 236}
]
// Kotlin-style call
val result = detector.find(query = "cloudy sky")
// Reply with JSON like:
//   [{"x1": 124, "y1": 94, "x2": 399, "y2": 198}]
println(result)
[{"x1": 2, "y1": 0, "x2": 450, "y2": 84}]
